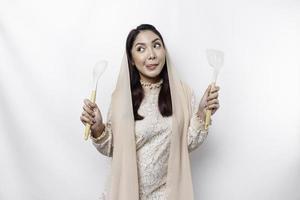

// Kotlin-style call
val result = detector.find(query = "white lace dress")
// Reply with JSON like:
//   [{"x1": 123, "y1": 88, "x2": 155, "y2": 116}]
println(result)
[{"x1": 91, "y1": 79, "x2": 209, "y2": 200}]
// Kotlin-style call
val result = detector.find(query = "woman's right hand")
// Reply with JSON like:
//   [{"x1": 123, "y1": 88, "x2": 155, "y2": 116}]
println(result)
[{"x1": 80, "y1": 99, "x2": 105, "y2": 138}]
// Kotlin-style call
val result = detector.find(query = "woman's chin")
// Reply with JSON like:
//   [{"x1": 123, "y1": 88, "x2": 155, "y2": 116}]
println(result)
[
  {"x1": 146, "y1": 71, "x2": 161, "y2": 78},
  {"x1": 145, "y1": 65, "x2": 163, "y2": 74},
  {"x1": 141, "y1": 72, "x2": 160, "y2": 81}
]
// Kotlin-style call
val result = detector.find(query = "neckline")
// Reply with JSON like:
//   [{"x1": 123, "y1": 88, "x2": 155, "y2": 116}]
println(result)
[{"x1": 140, "y1": 79, "x2": 163, "y2": 89}]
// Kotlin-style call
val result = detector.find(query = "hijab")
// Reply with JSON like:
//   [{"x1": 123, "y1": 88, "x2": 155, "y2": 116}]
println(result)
[{"x1": 109, "y1": 49, "x2": 194, "y2": 200}]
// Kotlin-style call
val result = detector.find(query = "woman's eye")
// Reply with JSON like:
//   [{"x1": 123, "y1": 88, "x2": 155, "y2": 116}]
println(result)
[
  {"x1": 137, "y1": 47, "x2": 145, "y2": 52},
  {"x1": 154, "y1": 43, "x2": 161, "y2": 48}
]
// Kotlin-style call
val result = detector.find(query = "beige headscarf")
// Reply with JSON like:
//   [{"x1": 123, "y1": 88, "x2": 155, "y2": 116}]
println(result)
[{"x1": 109, "y1": 49, "x2": 194, "y2": 200}]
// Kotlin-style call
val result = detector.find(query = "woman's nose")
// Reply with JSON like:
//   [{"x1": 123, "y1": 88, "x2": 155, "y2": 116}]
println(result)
[{"x1": 148, "y1": 48, "x2": 156, "y2": 60}]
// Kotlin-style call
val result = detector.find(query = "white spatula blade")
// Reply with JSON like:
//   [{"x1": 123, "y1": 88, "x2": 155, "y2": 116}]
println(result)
[
  {"x1": 92, "y1": 60, "x2": 108, "y2": 89},
  {"x1": 206, "y1": 49, "x2": 224, "y2": 71}
]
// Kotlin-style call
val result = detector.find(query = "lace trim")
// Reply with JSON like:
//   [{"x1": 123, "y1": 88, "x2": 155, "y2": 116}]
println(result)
[{"x1": 140, "y1": 79, "x2": 163, "y2": 89}]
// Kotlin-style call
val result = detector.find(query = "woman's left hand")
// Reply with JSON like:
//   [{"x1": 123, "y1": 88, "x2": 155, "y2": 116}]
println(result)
[{"x1": 197, "y1": 83, "x2": 220, "y2": 120}]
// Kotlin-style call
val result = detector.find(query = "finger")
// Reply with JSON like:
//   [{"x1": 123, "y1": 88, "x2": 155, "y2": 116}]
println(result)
[
  {"x1": 80, "y1": 116, "x2": 90, "y2": 125},
  {"x1": 210, "y1": 85, "x2": 220, "y2": 93},
  {"x1": 207, "y1": 95, "x2": 219, "y2": 102},
  {"x1": 82, "y1": 111, "x2": 95, "y2": 122},
  {"x1": 210, "y1": 88, "x2": 220, "y2": 95},
  {"x1": 207, "y1": 84, "x2": 217, "y2": 97},
  {"x1": 80, "y1": 114, "x2": 92, "y2": 124},
  {"x1": 84, "y1": 99, "x2": 97, "y2": 109},
  {"x1": 207, "y1": 93, "x2": 219, "y2": 101},
  {"x1": 208, "y1": 104, "x2": 219, "y2": 110},
  {"x1": 207, "y1": 99, "x2": 219, "y2": 106},
  {"x1": 80, "y1": 116, "x2": 87, "y2": 125},
  {"x1": 80, "y1": 116, "x2": 89, "y2": 125},
  {"x1": 211, "y1": 104, "x2": 220, "y2": 114},
  {"x1": 83, "y1": 105, "x2": 95, "y2": 116},
  {"x1": 80, "y1": 115, "x2": 94, "y2": 125}
]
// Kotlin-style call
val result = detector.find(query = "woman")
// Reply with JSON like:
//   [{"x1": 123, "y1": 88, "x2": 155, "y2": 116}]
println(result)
[{"x1": 80, "y1": 24, "x2": 220, "y2": 200}]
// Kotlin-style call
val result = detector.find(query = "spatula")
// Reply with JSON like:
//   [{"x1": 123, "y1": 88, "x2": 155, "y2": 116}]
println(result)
[
  {"x1": 84, "y1": 60, "x2": 108, "y2": 140},
  {"x1": 205, "y1": 49, "x2": 224, "y2": 130}
]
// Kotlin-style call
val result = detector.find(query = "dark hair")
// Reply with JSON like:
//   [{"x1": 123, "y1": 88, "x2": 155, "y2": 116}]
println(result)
[{"x1": 126, "y1": 24, "x2": 172, "y2": 121}]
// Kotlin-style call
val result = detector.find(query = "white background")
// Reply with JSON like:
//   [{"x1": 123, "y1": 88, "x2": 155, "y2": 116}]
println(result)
[{"x1": 0, "y1": 0, "x2": 299, "y2": 199}]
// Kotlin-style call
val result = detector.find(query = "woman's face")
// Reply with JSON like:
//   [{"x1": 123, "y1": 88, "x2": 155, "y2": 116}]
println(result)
[{"x1": 131, "y1": 30, "x2": 166, "y2": 83}]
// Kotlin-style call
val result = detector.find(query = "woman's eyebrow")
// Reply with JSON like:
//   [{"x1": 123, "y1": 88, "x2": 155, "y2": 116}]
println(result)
[
  {"x1": 134, "y1": 38, "x2": 161, "y2": 47},
  {"x1": 152, "y1": 38, "x2": 161, "y2": 43},
  {"x1": 135, "y1": 42, "x2": 145, "y2": 47}
]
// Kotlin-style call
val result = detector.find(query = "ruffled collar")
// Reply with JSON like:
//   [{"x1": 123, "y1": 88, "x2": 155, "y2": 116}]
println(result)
[{"x1": 140, "y1": 79, "x2": 163, "y2": 89}]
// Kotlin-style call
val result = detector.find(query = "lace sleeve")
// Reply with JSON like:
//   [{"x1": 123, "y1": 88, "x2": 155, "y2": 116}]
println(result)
[
  {"x1": 90, "y1": 104, "x2": 113, "y2": 157},
  {"x1": 187, "y1": 90, "x2": 209, "y2": 153}
]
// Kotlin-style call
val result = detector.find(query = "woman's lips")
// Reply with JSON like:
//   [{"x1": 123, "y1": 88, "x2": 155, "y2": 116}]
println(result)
[{"x1": 146, "y1": 64, "x2": 158, "y2": 70}]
